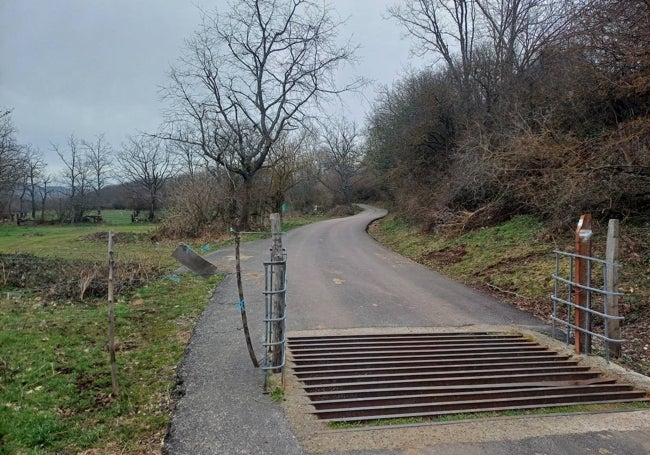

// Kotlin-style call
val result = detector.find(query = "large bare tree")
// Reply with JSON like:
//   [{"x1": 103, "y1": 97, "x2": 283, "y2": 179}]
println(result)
[
  {"x1": 389, "y1": 0, "x2": 578, "y2": 109},
  {"x1": 117, "y1": 135, "x2": 176, "y2": 221},
  {"x1": 164, "y1": 0, "x2": 363, "y2": 229},
  {"x1": 389, "y1": 0, "x2": 477, "y2": 89}
]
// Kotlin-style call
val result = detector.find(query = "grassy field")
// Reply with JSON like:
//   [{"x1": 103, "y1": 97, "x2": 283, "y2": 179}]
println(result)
[{"x1": 0, "y1": 210, "x2": 324, "y2": 454}]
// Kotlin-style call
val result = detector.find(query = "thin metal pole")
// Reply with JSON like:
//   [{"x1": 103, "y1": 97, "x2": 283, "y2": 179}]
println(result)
[
  {"x1": 567, "y1": 255, "x2": 573, "y2": 345},
  {"x1": 574, "y1": 214, "x2": 592, "y2": 354},
  {"x1": 605, "y1": 219, "x2": 621, "y2": 358},
  {"x1": 234, "y1": 232, "x2": 259, "y2": 368}
]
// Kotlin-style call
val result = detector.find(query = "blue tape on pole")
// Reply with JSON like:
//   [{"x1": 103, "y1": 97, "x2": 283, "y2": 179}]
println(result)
[{"x1": 237, "y1": 299, "x2": 245, "y2": 311}]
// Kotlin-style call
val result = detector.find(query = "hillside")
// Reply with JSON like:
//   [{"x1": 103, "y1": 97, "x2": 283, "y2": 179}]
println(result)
[{"x1": 369, "y1": 214, "x2": 650, "y2": 377}]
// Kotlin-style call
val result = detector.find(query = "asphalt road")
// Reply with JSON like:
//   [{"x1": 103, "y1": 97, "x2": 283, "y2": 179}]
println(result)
[
  {"x1": 285, "y1": 204, "x2": 545, "y2": 331},
  {"x1": 164, "y1": 205, "x2": 650, "y2": 455}
]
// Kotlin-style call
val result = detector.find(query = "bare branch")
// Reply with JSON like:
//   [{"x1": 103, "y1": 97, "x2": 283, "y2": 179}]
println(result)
[{"x1": 162, "y1": 0, "x2": 364, "y2": 227}]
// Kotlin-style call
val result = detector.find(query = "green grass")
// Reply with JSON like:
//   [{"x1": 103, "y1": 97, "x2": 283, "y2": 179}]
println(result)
[
  {"x1": 281, "y1": 214, "x2": 327, "y2": 231},
  {"x1": 0, "y1": 216, "x2": 225, "y2": 453},
  {"x1": 327, "y1": 416, "x2": 425, "y2": 429},
  {"x1": 0, "y1": 273, "x2": 222, "y2": 454},
  {"x1": 0, "y1": 210, "x2": 328, "y2": 453},
  {"x1": 374, "y1": 214, "x2": 553, "y2": 303},
  {"x1": 371, "y1": 214, "x2": 650, "y2": 376}
]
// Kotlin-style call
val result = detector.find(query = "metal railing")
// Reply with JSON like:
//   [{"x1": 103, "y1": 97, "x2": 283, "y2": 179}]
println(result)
[
  {"x1": 262, "y1": 250, "x2": 287, "y2": 372},
  {"x1": 551, "y1": 250, "x2": 624, "y2": 360}
]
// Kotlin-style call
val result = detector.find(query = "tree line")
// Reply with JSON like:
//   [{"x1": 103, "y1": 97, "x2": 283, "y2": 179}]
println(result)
[
  {"x1": 4, "y1": 0, "x2": 647, "y2": 235},
  {"x1": 0, "y1": 120, "x2": 179, "y2": 224},
  {"x1": 366, "y1": 0, "x2": 650, "y2": 231},
  {"x1": 1, "y1": 0, "x2": 368, "y2": 233},
  {"x1": 0, "y1": 109, "x2": 364, "y2": 231}
]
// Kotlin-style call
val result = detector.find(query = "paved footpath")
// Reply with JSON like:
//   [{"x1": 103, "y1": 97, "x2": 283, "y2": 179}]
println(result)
[{"x1": 164, "y1": 238, "x2": 304, "y2": 454}]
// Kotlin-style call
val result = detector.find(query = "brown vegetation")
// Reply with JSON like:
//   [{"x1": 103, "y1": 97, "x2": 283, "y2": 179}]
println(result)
[
  {"x1": 367, "y1": 0, "x2": 650, "y2": 232},
  {"x1": 0, "y1": 253, "x2": 163, "y2": 302}
]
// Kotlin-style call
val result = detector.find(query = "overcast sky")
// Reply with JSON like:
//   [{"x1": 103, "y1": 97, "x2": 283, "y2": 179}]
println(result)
[{"x1": 0, "y1": 0, "x2": 426, "y2": 168}]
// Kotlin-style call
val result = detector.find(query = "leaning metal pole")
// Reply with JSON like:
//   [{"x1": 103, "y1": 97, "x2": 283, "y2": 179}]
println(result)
[{"x1": 233, "y1": 230, "x2": 259, "y2": 368}]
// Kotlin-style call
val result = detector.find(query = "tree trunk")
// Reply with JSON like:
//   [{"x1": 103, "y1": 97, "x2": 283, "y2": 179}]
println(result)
[
  {"x1": 238, "y1": 177, "x2": 253, "y2": 230},
  {"x1": 149, "y1": 193, "x2": 156, "y2": 221}
]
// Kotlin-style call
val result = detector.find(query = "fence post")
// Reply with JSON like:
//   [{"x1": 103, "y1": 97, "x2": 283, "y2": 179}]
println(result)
[
  {"x1": 107, "y1": 231, "x2": 120, "y2": 396},
  {"x1": 574, "y1": 214, "x2": 592, "y2": 354},
  {"x1": 605, "y1": 219, "x2": 621, "y2": 358},
  {"x1": 270, "y1": 213, "x2": 284, "y2": 369}
]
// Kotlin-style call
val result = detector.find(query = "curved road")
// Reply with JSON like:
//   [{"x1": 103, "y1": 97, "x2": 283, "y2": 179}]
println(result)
[
  {"x1": 165, "y1": 205, "x2": 650, "y2": 455},
  {"x1": 285, "y1": 204, "x2": 544, "y2": 331}
]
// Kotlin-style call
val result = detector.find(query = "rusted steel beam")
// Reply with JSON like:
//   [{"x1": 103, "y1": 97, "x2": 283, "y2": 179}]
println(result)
[
  {"x1": 300, "y1": 371, "x2": 604, "y2": 392},
  {"x1": 293, "y1": 360, "x2": 580, "y2": 378},
  {"x1": 308, "y1": 384, "x2": 639, "y2": 410},
  {"x1": 315, "y1": 396, "x2": 650, "y2": 423},
  {"x1": 290, "y1": 345, "x2": 550, "y2": 359},
  {"x1": 291, "y1": 355, "x2": 573, "y2": 373},
  {"x1": 298, "y1": 366, "x2": 593, "y2": 385},
  {"x1": 289, "y1": 340, "x2": 538, "y2": 354},
  {"x1": 288, "y1": 350, "x2": 561, "y2": 365},
  {"x1": 303, "y1": 378, "x2": 619, "y2": 401}
]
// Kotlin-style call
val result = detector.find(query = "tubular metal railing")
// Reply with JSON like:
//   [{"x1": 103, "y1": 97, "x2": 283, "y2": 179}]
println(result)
[
  {"x1": 262, "y1": 250, "x2": 287, "y2": 372},
  {"x1": 551, "y1": 250, "x2": 624, "y2": 360}
]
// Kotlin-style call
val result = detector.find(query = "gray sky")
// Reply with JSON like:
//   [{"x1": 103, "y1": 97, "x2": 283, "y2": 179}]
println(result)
[{"x1": 0, "y1": 0, "x2": 424, "y2": 168}]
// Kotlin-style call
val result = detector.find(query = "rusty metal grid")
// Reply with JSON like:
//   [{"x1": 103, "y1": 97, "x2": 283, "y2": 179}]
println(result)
[{"x1": 287, "y1": 332, "x2": 649, "y2": 423}]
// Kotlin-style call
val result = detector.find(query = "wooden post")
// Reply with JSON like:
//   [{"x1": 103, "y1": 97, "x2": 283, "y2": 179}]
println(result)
[
  {"x1": 574, "y1": 214, "x2": 592, "y2": 354},
  {"x1": 605, "y1": 219, "x2": 621, "y2": 358},
  {"x1": 270, "y1": 213, "x2": 284, "y2": 369},
  {"x1": 107, "y1": 231, "x2": 120, "y2": 396}
]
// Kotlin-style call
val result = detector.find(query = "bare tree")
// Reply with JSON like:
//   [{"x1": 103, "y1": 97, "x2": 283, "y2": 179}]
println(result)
[
  {"x1": 475, "y1": 1, "x2": 576, "y2": 73},
  {"x1": 22, "y1": 146, "x2": 45, "y2": 219},
  {"x1": 389, "y1": 0, "x2": 578, "y2": 111},
  {"x1": 267, "y1": 130, "x2": 315, "y2": 214},
  {"x1": 390, "y1": 0, "x2": 477, "y2": 89},
  {"x1": 164, "y1": 0, "x2": 364, "y2": 229},
  {"x1": 0, "y1": 109, "x2": 25, "y2": 217},
  {"x1": 118, "y1": 135, "x2": 176, "y2": 221},
  {"x1": 37, "y1": 173, "x2": 52, "y2": 222},
  {"x1": 169, "y1": 137, "x2": 203, "y2": 181},
  {"x1": 315, "y1": 119, "x2": 364, "y2": 207},
  {"x1": 54, "y1": 134, "x2": 90, "y2": 223},
  {"x1": 82, "y1": 134, "x2": 112, "y2": 215}
]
